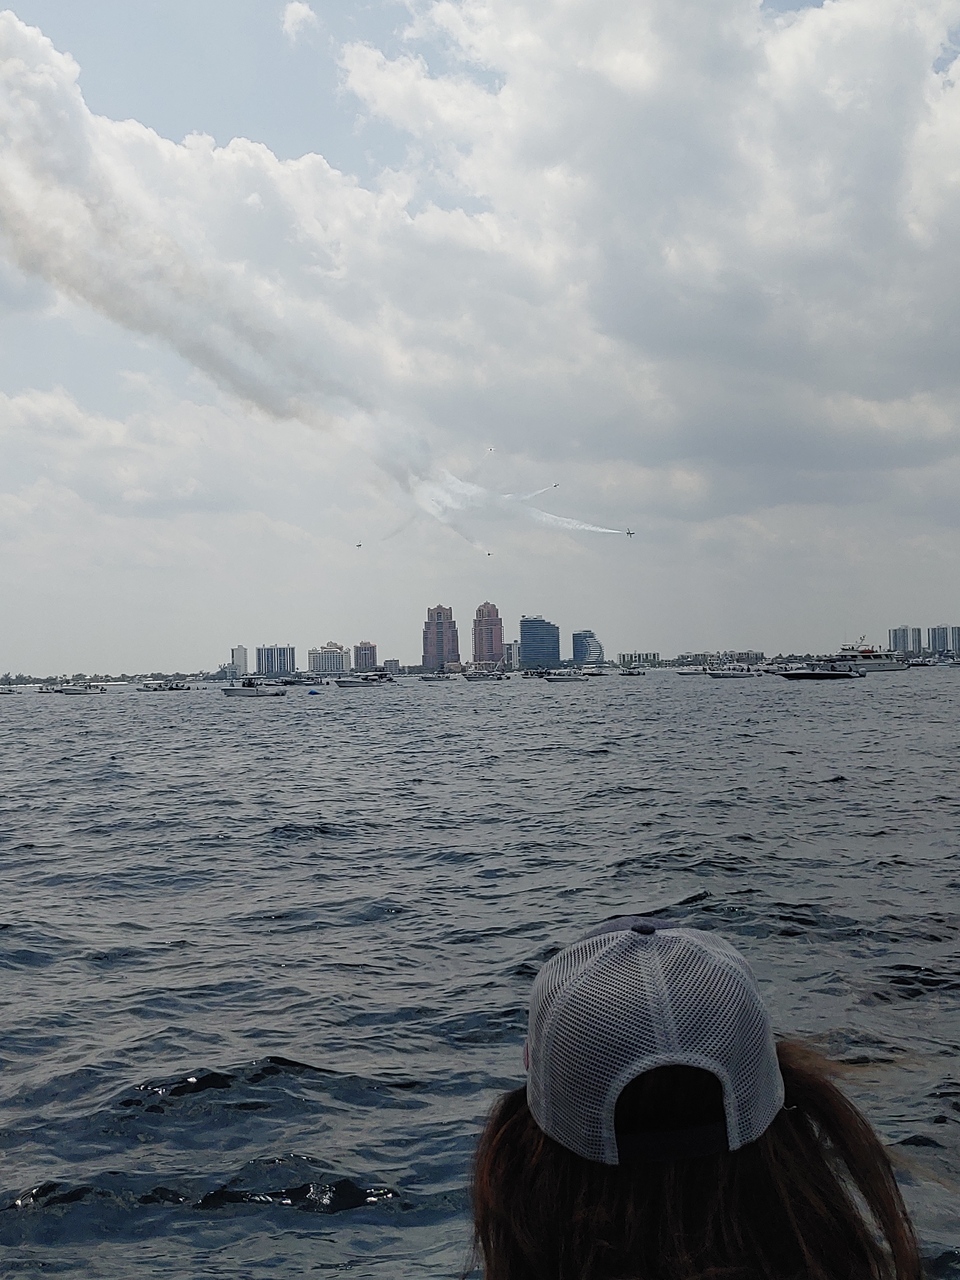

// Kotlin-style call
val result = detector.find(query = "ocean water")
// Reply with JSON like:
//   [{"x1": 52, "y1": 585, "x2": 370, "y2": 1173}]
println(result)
[{"x1": 1, "y1": 671, "x2": 959, "y2": 1279}]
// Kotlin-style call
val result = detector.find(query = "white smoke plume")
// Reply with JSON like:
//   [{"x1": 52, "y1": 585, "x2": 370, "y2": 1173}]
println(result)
[{"x1": 0, "y1": 12, "x2": 621, "y2": 543}]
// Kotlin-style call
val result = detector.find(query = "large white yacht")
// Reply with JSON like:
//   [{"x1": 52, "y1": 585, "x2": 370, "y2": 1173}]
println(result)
[{"x1": 828, "y1": 639, "x2": 909, "y2": 672}]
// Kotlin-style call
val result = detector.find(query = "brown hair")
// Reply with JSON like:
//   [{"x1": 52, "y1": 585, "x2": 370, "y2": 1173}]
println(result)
[{"x1": 470, "y1": 1040, "x2": 920, "y2": 1280}]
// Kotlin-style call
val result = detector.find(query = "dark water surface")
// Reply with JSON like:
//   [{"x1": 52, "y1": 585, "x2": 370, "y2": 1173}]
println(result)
[{"x1": 2, "y1": 672, "x2": 959, "y2": 1277}]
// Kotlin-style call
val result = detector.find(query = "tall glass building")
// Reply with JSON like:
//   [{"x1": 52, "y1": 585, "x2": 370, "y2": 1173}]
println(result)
[
  {"x1": 572, "y1": 630, "x2": 604, "y2": 665},
  {"x1": 519, "y1": 615, "x2": 560, "y2": 669}
]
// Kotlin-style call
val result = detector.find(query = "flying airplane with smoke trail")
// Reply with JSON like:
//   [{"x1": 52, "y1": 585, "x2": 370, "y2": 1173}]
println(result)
[{"x1": 0, "y1": 13, "x2": 623, "y2": 545}]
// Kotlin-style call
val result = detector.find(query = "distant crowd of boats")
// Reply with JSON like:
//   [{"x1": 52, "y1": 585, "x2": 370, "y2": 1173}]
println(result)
[{"x1": 3, "y1": 641, "x2": 953, "y2": 698}]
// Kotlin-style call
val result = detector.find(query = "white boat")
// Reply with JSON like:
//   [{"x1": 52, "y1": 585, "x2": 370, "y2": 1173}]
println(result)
[
  {"x1": 0, "y1": 686, "x2": 16, "y2": 695},
  {"x1": 137, "y1": 680, "x2": 190, "y2": 692},
  {"x1": 61, "y1": 682, "x2": 107, "y2": 695},
  {"x1": 420, "y1": 673, "x2": 455, "y2": 682},
  {"x1": 619, "y1": 667, "x2": 646, "y2": 676},
  {"x1": 829, "y1": 639, "x2": 909, "y2": 672},
  {"x1": 675, "y1": 666, "x2": 709, "y2": 675},
  {"x1": 461, "y1": 670, "x2": 509, "y2": 682},
  {"x1": 708, "y1": 668, "x2": 762, "y2": 679},
  {"x1": 223, "y1": 680, "x2": 286, "y2": 698},
  {"x1": 543, "y1": 671, "x2": 590, "y2": 683},
  {"x1": 335, "y1": 671, "x2": 396, "y2": 688}
]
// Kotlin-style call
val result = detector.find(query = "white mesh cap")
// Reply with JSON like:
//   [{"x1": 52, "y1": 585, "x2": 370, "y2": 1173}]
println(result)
[{"x1": 526, "y1": 918, "x2": 785, "y2": 1164}]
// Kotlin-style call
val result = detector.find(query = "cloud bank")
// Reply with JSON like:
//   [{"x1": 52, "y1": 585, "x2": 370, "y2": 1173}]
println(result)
[{"x1": 2, "y1": 1, "x2": 960, "y2": 660}]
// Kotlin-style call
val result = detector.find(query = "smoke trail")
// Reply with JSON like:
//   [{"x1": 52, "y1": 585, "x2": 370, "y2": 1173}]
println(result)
[{"x1": 0, "y1": 13, "x2": 621, "y2": 541}]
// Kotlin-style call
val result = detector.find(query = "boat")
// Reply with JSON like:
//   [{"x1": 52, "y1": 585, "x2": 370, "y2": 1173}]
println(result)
[
  {"x1": 619, "y1": 667, "x2": 646, "y2": 676},
  {"x1": 674, "y1": 666, "x2": 709, "y2": 675},
  {"x1": 0, "y1": 686, "x2": 16, "y2": 695},
  {"x1": 462, "y1": 670, "x2": 509, "y2": 682},
  {"x1": 828, "y1": 639, "x2": 908, "y2": 672},
  {"x1": 222, "y1": 679, "x2": 287, "y2": 698},
  {"x1": 61, "y1": 682, "x2": 107, "y2": 695},
  {"x1": 543, "y1": 671, "x2": 590, "y2": 683},
  {"x1": 779, "y1": 662, "x2": 866, "y2": 680},
  {"x1": 421, "y1": 673, "x2": 455, "y2": 682},
  {"x1": 335, "y1": 671, "x2": 396, "y2": 688},
  {"x1": 137, "y1": 680, "x2": 191, "y2": 692},
  {"x1": 707, "y1": 668, "x2": 762, "y2": 679}
]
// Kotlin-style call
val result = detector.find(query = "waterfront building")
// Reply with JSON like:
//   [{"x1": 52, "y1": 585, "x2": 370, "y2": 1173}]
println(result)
[
  {"x1": 383, "y1": 659, "x2": 401, "y2": 676},
  {"x1": 572, "y1": 630, "x2": 604, "y2": 665},
  {"x1": 619, "y1": 651, "x2": 660, "y2": 668},
  {"x1": 422, "y1": 605, "x2": 460, "y2": 672},
  {"x1": 520, "y1": 615, "x2": 560, "y2": 669},
  {"x1": 256, "y1": 644, "x2": 296, "y2": 676},
  {"x1": 308, "y1": 643, "x2": 348, "y2": 674},
  {"x1": 504, "y1": 640, "x2": 521, "y2": 671},
  {"x1": 472, "y1": 602, "x2": 504, "y2": 667},
  {"x1": 230, "y1": 645, "x2": 248, "y2": 676},
  {"x1": 929, "y1": 625, "x2": 951, "y2": 655},
  {"x1": 354, "y1": 641, "x2": 378, "y2": 671},
  {"x1": 952, "y1": 627, "x2": 960, "y2": 655},
  {"x1": 721, "y1": 650, "x2": 765, "y2": 665},
  {"x1": 889, "y1": 626, "x2": 923, "y2": 656}
]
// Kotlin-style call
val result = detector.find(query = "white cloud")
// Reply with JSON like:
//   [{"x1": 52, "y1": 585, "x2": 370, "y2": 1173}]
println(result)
[
  {"x1": 280, "y1": 3, "x2": 318, "y2": 44},
  {"x1": 3, "y1": 3, "x2": 960, "y2": 661}
]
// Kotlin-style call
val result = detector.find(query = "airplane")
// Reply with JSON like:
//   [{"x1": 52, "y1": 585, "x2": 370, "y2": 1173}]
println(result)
[
  {"x1": 356, "y1": 542, "x2": 362, "y2": 548},
  {"x1": 625, "y1": 529, "x2": 635, "y2": 538}
]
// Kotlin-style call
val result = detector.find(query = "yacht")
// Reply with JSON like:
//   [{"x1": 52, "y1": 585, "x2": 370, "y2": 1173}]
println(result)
[
  {"x1": 223, "y1": 679, "x2": 287, "y2": 698},
  {"x1": 543, "y1": 671, "x2": 590, "y2": 683},
  {"x1": 828, "y1": 639, "x2": 908, "y2": 672},
  {"x1": 420, "y1": 672, "x2": 455, "y2": 682},
  {"x1": 335, "y1": 671, "x2": 396, "y2": 688},
  {"x1": 61, "y1": 683, "x2": 107, "y2": 695},
  {"x1": 462, "y1": 670, "x2": 509, "y2": 681}
]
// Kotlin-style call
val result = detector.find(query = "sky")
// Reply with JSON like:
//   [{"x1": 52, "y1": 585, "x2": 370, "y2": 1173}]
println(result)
[{"x1": 2, "y1": 0, "x2": 960, "y2": 672}]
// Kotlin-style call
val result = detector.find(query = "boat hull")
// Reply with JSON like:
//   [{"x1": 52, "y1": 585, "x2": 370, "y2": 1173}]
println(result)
[{"x1": 222, "y1": 686, "x2": 287, "y2": 697}]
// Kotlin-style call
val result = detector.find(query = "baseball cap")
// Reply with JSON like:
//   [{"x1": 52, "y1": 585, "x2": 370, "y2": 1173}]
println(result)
[{"x1": 525, "y1": 916, "x2": 785, "y2": 1165}]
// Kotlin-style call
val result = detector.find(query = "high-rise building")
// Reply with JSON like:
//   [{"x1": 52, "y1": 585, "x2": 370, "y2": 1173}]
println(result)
[
  {"x1": 520, "y1": 615, "x2": 560, "y2": 669},
  {"x1": 354, "y1": 641, "x2": 378, "y2": 671},
  {"x1": 472, "y1": 601, "x2": 504, "y2": 666},
  {"x1": 230, "y1": 645, "x2": 248, "y2": 676},
  {"x1": 572, "y1": 630, "x2": 604, "y2": 665},
  {"x1": 256, "y1": 645, "x2": 296, "y2": 675},
  {"x1": 308, "y1": 642, "x2": 348, "y2": 673},
  {"x1": 889, "y1": 627, "x2": 922, "y2": 656},
  {"x1": 951, "y1": 627, "x2": 960, "y2": 655},
  {"x1": 929, "y1": 625, "x2": 950, "y2": 654},
  {"x1": 422, "y1": 605, "x2": 460, "y2": 671},
  {"x1": 504, "y1": 640, "x2": 521, "y2": 671},
  {"x1": 383, "y1": 659, "x2": 401, "y2": 676}
]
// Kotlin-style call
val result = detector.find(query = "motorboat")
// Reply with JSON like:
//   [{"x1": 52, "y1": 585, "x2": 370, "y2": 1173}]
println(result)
[
  {"x1": 61, "y1": 683, "x2": 107, "y2": 695},
  {"x1": 335, "y1": 671, "x2": 396, "y2": 688},
  {"x1": 543, "y1": 671, "x2": 590, "y2": 683},
  {"x1": 707, "y1": 668, "x2": 762, "y2": 679},
  {"x1": 223, "y1": 680, "x2": 287, "y2": 697},
  {"x1": 461, "y1": 670, "x2": 509, "y2": 681},
  {"x1": 137, "y1": 680, "x2": 191, "y2": 692},
  {"x1": 420, "y1": 672, "x2": 455, "y2": 682},
  {"x1": 619, "y1": 667, "x2": 646, "y2": 676},
  {"x1": 674, "y1": 666, "x2": 709, "y2": 675},
  {"x1": 779, "y1": 663, "x2": 866, "y2": 680},
  {"x1": 829, "y1": 639, "x2": 908, "y2": 671},
  {"x1": 0, "y1": 686, "x2": 16, "y2": 695}
]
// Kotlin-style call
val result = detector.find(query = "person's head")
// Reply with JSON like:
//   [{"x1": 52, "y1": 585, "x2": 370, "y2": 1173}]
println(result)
[{"x1": 471, "y1": 917, "x2": 919, "y2": 1280}]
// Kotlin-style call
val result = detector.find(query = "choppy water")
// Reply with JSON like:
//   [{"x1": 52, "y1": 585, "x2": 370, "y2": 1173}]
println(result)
[{"x1": 1, "y1": 671, "x2": 959, "y2": 1278}]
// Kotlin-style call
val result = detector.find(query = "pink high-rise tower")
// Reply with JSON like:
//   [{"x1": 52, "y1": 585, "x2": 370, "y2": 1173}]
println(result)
[
  {"x1": 422, "y1": 605, "x2": 460, "y2": 671},
  {"x1": 472, "y1": 602, "x2": 504, "y2": 667}
]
